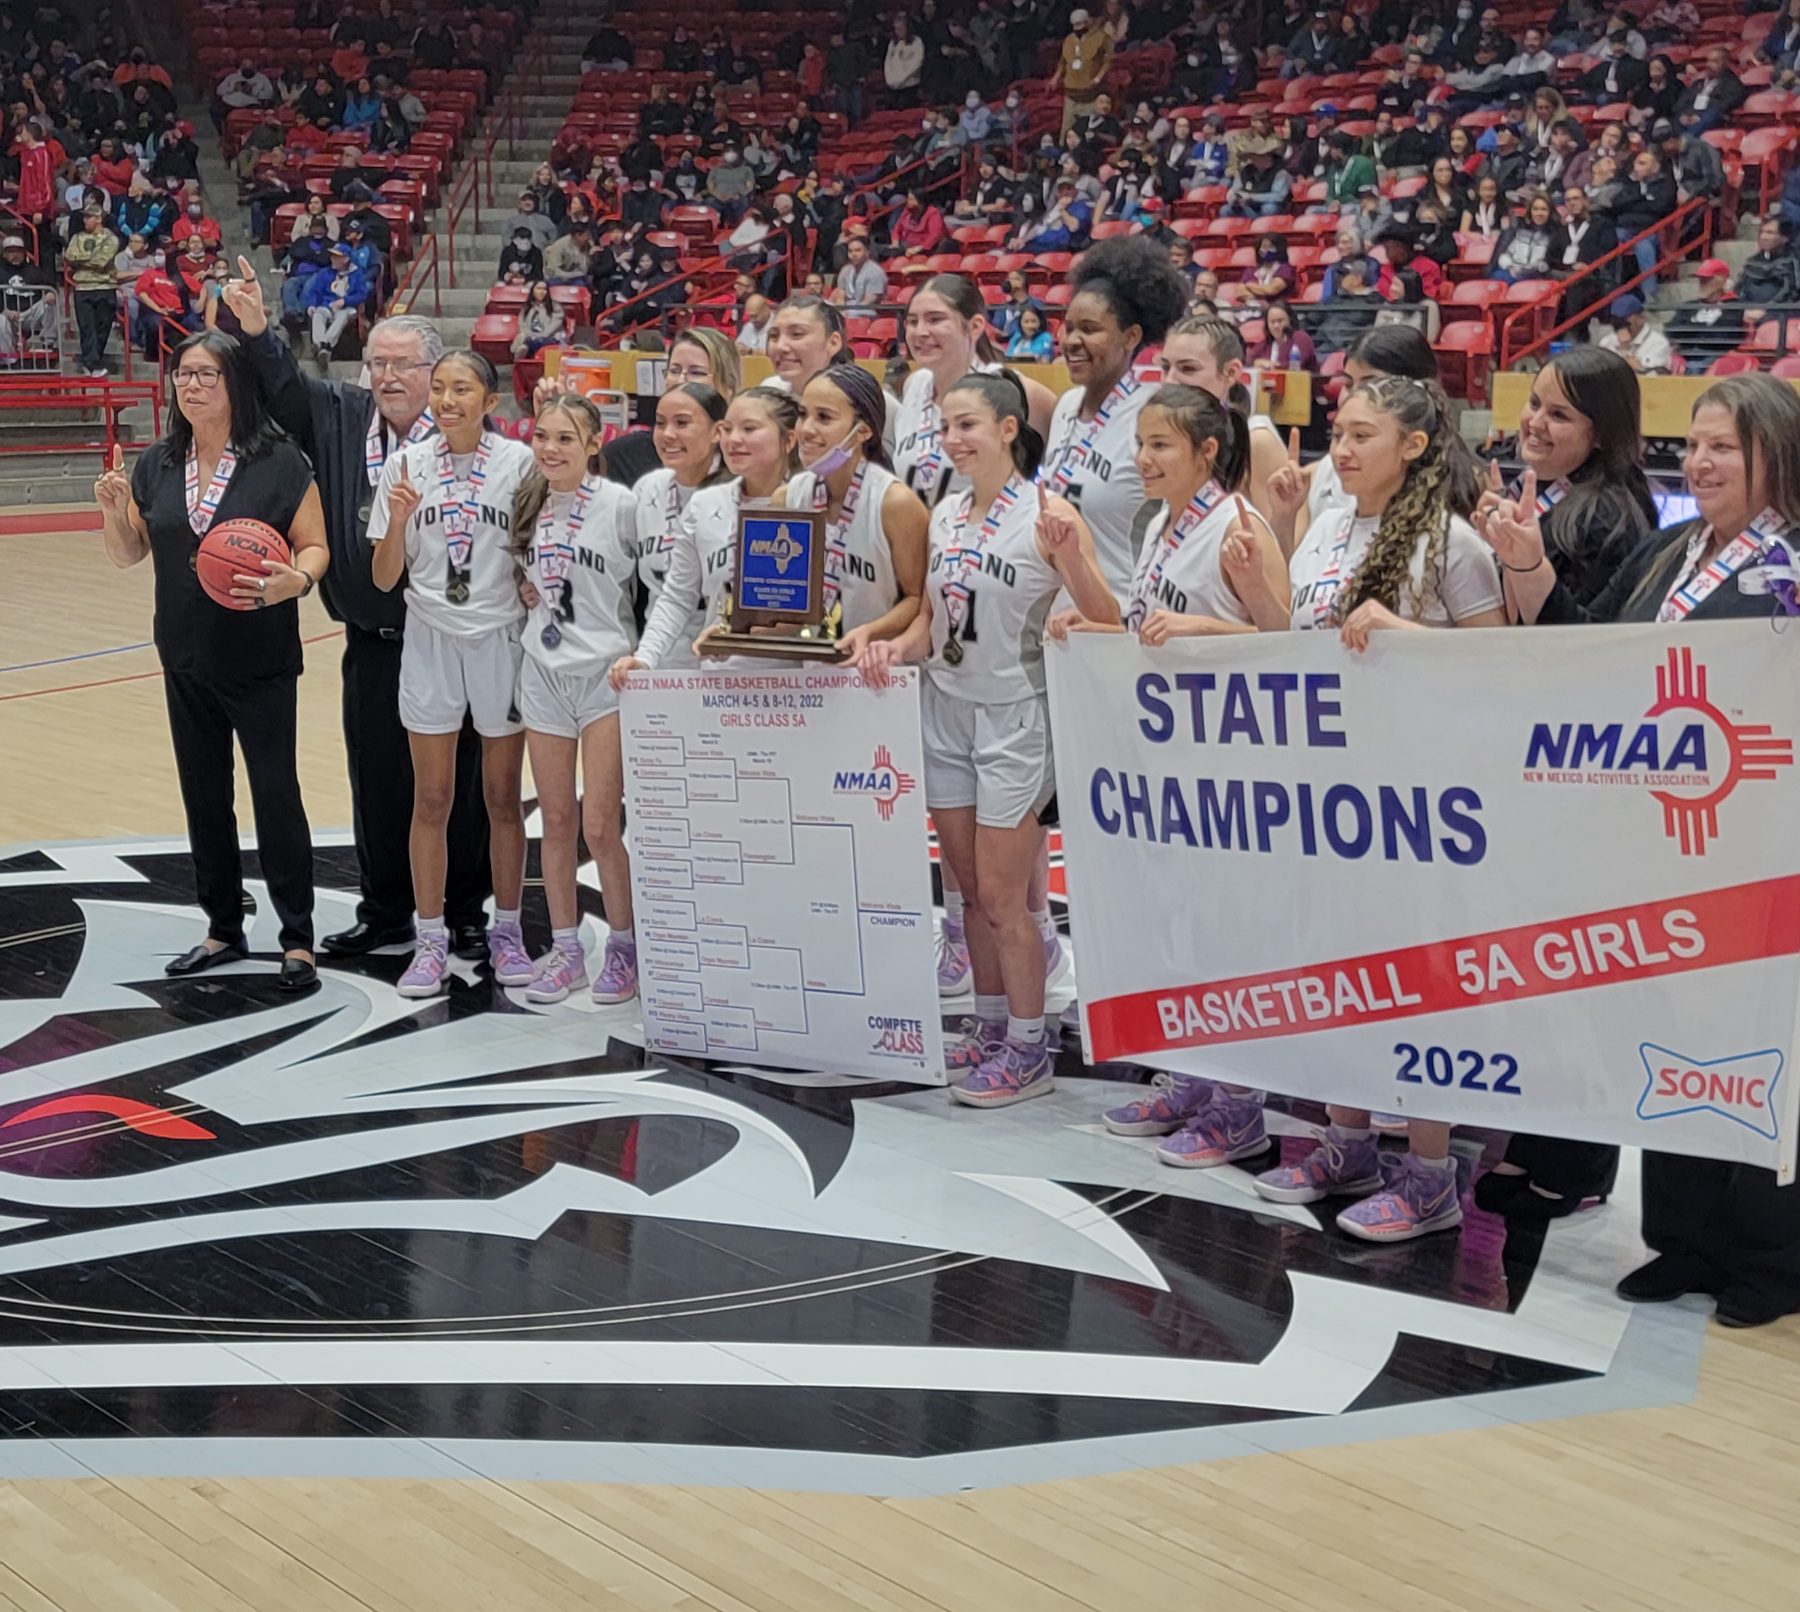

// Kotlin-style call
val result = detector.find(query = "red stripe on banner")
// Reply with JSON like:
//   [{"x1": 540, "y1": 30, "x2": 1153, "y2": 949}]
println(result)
[{"x1": 1086, "y1": 874, "x2": 1800, "y2": 1062}]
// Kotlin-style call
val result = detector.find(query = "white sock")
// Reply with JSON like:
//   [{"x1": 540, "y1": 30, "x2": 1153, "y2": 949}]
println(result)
[
  {"x1": 1330, "y1": 1123, "x2": 1373, "y2": 1142},
  {"x1": 975, "y1": 993, "x2": 1007, "y2": 1026},
  {"x1": 610, "y1": 925, "x2": 636, "y2": 949},
  {"x1": 1030, "y1": 905, "x2": 1054, "y2": 938},
  {"x1": 552, "y1": 926, "x2": 580, "y2": 951},
  {"x1": 1007, "y1": 1014, "x2": 1044, "y2": 1045},
  {"x1": 1413, "y1": 1152, "x2": 1453, "y2": 1171},
  {"x1": 944, "y1": 888, "x2": 965, "y2": 923},
  {"x1": 494, "y1": 907, "x2": 521, "y2": 929},
  {"x1": 416, "y1": 913, "x2": 446, "y2": 936}
]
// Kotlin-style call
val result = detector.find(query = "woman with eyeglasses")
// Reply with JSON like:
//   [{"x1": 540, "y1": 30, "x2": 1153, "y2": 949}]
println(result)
[
  {"x1": 92, "y1": 330, "x2": 330, "y2": 991},
  {"x1": 662, "y1": 325, "x2": 742, "y2": 400}
]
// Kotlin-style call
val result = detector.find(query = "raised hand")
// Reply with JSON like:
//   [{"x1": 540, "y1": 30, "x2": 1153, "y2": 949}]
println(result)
[
  {"x1": 221, "y1": 255, "x2": 268, "y2": 336},
  {"x1": 93, "y1": 442, "x2": 129, "y2": 513},
  {"x1": 1473, "y1": 455, "x2": 1505, "y2": 536},
  {"x1": 1483, "y1": 467, "x2": 1547, "y2": 574},
  {"x1": 1036, "y1": 483, "x2": 1080, "y2": 557},
  {"x1": 390, "y1": 459, "x2": 423, "y2": 525},
  {"x1": 1265, "y1": 427, "x2": 1309, "y2": 520}
]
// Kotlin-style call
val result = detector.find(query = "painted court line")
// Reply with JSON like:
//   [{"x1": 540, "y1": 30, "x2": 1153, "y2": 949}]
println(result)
[{"x1": 0, "y1": 631, "x2": 344, "y2": 702}]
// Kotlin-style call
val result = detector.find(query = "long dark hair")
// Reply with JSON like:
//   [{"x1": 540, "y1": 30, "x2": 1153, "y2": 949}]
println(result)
[
  {"x1": 161, "y1": 330, "x2": 284, "y2": 465},
  {"x1": 916, "y1": 272, "x2": 1002, "y2": 365},
  {"x1": 945, "y1": 372, "x2": 1044, "y2": 479},
  {"x1": 1536, "y1": 348, "x2": 1656, "y2": 564},
  {"x1": 1342, "y1": 324, "x2": 1480, "y2": 516},
  {"x1": 806, "y1": 363, "x2": 893, "y2": 470},
  {"x1": 1140, "y1": 383, "x2": 1251, "y2": 495}
]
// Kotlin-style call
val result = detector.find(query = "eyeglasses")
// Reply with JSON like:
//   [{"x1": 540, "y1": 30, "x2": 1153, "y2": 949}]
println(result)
[
  {"x1": 664, "y1": 362, "x2": 713, "y2": 384},
  {"x1": 172, "y1": 368, "x2": 223, "y2": 389},
  {"x1": 366, "y1": 357, "x2": 431, "y2": 376}
]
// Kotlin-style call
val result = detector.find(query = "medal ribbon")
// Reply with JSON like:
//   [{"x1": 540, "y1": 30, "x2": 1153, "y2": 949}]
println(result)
[
  {"x1": 436, "y1": 431, "x2": 493, "y2": 575},
  {"x1": 1040, "y1": 374, "x2": 1141, "y2": 497},
  {"x1": 1309, "y1": 512, "x2": 1360, "y2": 630},
  {"x1": 942, "y1": 475, "x2": 1023, "y2": 641},
  {"x1": 365, "y1": 408, "x2": 435, "y2": 487},
  {"x1": 1127, "y1": 480, "x2": 1223, "y2": 632},
  {"x1": 1659, "y1": 508, "x2": 1790, "y2": 623},
  {"x1": 184, "y1": 443, "x2": 238, "y2": 536},
  {"x1": 1507, "y1": 472, "x2": 1570, "y2": 521},
  {"x1": 814, "y1": 464, "x2": 867, "y2": 609},
  {"x1": 535, "y1": 476, "x2": 594, "y2": 604}
]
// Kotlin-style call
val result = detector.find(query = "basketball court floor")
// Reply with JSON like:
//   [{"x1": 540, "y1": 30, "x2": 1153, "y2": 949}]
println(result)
[{"x1": 0, "y1": 509, "x2": 1795, "y2": 1611}]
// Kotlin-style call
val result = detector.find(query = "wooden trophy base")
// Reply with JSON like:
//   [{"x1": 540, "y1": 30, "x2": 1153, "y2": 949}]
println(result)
[{"x1": 697, "y1": 632, "x2": 846, "y2": 662}]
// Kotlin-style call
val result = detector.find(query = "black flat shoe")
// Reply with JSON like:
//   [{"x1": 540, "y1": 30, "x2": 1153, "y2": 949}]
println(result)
[
  {"x1": 278, "y1": 957, "x2": 319, "y2": 993},
  {"x1": 1715, "y1": 1288, "x2": 1794, "y2": 1330},
  {"x1": 451, "y1": 921, "x2": 488, "y2": 961},
  {"x1": 165, "y1": 941, "x2": 247, "y2": 977},
  {"x1": 321, "y1": 920, "x2": 415, "y2": 956},
  {"x1": 1617, "y1": 1254, "x2": 1715, "y2": 1304}
]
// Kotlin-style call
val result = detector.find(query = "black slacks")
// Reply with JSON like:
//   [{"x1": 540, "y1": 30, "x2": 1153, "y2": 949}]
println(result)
[
  {"x1": 163, "y1": 670, "x2": 314, "y2": 953},
  {"x1": 1643, "y1": 1150, "x2": 1800, "y2": 1311},
  {"x1": 340, "y1": 624, "x2": 490, "y2": 930}
]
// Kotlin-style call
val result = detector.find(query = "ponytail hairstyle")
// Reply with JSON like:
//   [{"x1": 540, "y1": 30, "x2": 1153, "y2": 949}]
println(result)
[
  {"x1": 736, "y1": 382, "x2": 804, "y2": 476},
  {"x1": 660, "y1": 379, "x2": 733, "y2": 488},
  {"x1": 916, "y1": 272, "x2": 1003, "y2": 366},
  {"x1": 808, "y1": 362, "x2": 893, "y2": 469},
  {"x1": 1166, "y1": 314, "x2": 1250, "y2": 411},
  {"x1": 945, "y1": 371, "x2": 1044, "y2": 480},
  {"x1": 1334, "y1": 375, "x2": 1463, "y2": 622},
  {"x1": 1140, "y1": 383, "x2": 1251, "y2": 495},
  {"x1": 513, "y1": 393, "x2": 606, "y2": 553},
  {"x1": 432, "y1": 348, "x2": 503, "y2": 433},
  {"x1": 774, "y1": 292, "x2": 849, "y2": 368}
]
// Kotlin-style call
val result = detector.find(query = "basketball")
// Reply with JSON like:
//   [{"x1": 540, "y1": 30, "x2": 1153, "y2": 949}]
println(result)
[{"x1": 194, "y1": 518, "x2": 291, "y2": 611}]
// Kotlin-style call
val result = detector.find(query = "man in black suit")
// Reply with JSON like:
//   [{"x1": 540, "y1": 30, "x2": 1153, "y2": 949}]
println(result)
[{"x1": 1676, "y1": 44, "x2": 1748, "y2": 132}]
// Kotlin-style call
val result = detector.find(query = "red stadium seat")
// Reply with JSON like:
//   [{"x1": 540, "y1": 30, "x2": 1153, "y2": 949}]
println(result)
[
  {"x1": 1444, "y1": 279, "x2": 1505, "y2": 322},
  {"x1": 471, "y1": 314, "x2": 518, "y2": 366},
  {"x1": 1433, "y1": 322, "x2": 1493, "y2": 403},
  {"x1": 1708, "y1": 351, "x2": 1761, "y2": 376},
  {"x1": 1770, "y1": 353, "x2": 1800, "y2": 378}
]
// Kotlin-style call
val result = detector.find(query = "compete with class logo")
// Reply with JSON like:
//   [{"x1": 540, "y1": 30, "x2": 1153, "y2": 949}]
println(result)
[
  {"x1": 1521, "y1": 646, "x2": 1794, "y2": 854},
  {"x1": 833, "y1": 744, "x2": 916, "y2": 822},
  {"x1": 1637, "y1": 1043, "x2": 1784, "y2": 1139}
]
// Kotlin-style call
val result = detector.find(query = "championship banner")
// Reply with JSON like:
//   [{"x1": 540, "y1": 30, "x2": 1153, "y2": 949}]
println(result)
[
  {"x1": 1047, "y1": 623, "x2": 1800, "y2": 1177},
  {"x1": 621, "y1": 666, "x2": 946, "y2": 1083}
]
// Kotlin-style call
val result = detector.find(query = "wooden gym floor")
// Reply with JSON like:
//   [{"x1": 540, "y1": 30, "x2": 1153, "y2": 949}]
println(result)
[{"x1": 0, "y1": 510, "x2": 1796, "y2": 1612}]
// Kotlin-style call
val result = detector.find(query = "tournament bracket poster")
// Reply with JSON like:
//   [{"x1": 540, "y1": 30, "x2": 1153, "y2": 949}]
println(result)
[
  {"x1": 1047, "y1": 623, "x2": 1800, "y2": 1178},
  {"x1": 620, "y1": 666, "x2": 947, "y2": 1083}
]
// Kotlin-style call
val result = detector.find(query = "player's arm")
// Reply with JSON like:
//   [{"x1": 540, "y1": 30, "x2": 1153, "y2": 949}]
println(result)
[
  {"x1": 1037, "y1": 491, "x2": 1120, "y2": 627},
  {"x1": 836, "y1": 482, "x2": 928, "y2": 662}
]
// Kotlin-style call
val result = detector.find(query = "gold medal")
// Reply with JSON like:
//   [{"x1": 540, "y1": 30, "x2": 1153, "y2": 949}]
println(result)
[{"x1": 942, "y1": 635, "x2": 964, "y2": 667}]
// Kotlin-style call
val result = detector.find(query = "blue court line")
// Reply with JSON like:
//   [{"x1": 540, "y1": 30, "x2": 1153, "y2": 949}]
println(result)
[{"x1": 0, "y1": 640, "x2": 154, "y2": 675}]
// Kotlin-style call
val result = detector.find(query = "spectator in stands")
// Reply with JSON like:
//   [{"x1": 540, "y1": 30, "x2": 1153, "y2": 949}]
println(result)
[
  {"x1": 1444, "y1": 36, "x2": 1509, "y2": 112},
  {"x1": 1582, "y1": 29, "x2": 1646, "y2": 101},
  {"x1": 499, "y1": 191, "x2": 554, "y2": 253},
  {"x1": 129, "y1": 253, "x2": 195, "y2": 361},
  {"x1": 1378, "y1": 221, "x2": 1447, "y2": 305},
  {"x1": 339, "y1": 216, "x2": 381, "y2": 284},
  {"x1": 510, "y1": 280, "x2": 564, "y2": 360},
  {"x1": 114, "y1": 170, "x2": 169, "y2": 245},
  {"x1": 290, "y1": 194, "x2": 335, "y2": 244},
  {"x1": 368, "y1": 87, "x2": 412, "y2": 154},
  {"x1": 1676, "y1": 44, "x2": 1746, "y2": 133},
  {"x1": 1629, "y1": 53, "x2": 1681, "y2": 128},
  {"x1": 215, "y1": 58, "x2": 275, "y2": 128},
  {"x1": 736, "y1": 294, "x2": 773, "y2": 354},
  {"x1": 66, "y1": 204, "x2": 119, "y2": 375},
  {"x1": 1051, "y1": 8, "x2": 1112, "y2": 135},
  {"x1": 1493, "y1": 191, "x2": 1557, "y2": 282},
  {"x1": 1322, "y1": 224, "x2": 1379, "y2": 299},
  {"x1": 1317, "y1": 133, "x2": 1377, "y2": 213},
  {"x1": 279, "y1": 214, "x2": 336, "y2": 328},
  {"x1": 304, "y1": 242, "x2": 367, "y2": 369},
  {"x1": 176, "y1": 193, "x2": 221, "y2": 252},
  {"x1": 543, "y1": 226, "x2": 593, "y2": 288},
  {"x1": 1011, "y1": 175, "x2": 1093, "y2": 251},
  {"x1": 1480, "y1": 119, "x2": 1532, "y2": 202},
  {"x1": 114, "y1": 230, "x2": 154, "y2": 328},
  {"x1": 12, "y1": 118, "x2": 59, "y2": 263},
  {"x1": 1737, "y1": 215, "x2": 1800, "y2": 310},
  {"x1": 956, "y1": 90, "x2": 994, "y2": 156},
  {"x1": 581, "y1": 23, "x2": 635, "y2": 73},
  {"x1": 92, "y1": 135, "x2": 134, "y2": 198},
  {"x1": 1312, "y1": 259, "x2": 1385, "y2": 352},
  {"x1": 992, "y1": 271, "x2": 1044, "y2": 340},
  {"x1": 1502, "y1": 25, "x2": 1556, "y2": 96},
  {"x1": 884, "y1": 15, "x2": 926, "y2": 107},
  {"x1": 525, "y1": 164, "x2": 567, "y2": 227},
  {"x1": 1657, "y1": 118, "x2": 1723, "y2": 207},
  {"x1": 1538, "y1": 118, "x2": 1593, "y2": 196},
  {"x1": 341, "y1": 77, "x2": 380, "y2": 139},
  {"x1": 1377, "y1": 49, "x2": 1432, "y2": 112},
  {"x1": 1223, "y1": 147, "x2": 1293, "y2": 218},
  {"x1": 1462, "y1": 172, "x2": 1510, "y2": 237},
  {"x1": 889, "y1": 190, "x2": 946, "y2": 259},
  {"x1": 1664, "y1": 256, "x2": 1744, "y2": 369},
  {"x1": 410, "y1": 14, "x2": 458, "y2": 70},
  {"x1": 498, "y1": 223, "x2": 545, "y2": 285},
  {"x1": 1547, "y1": 182, "x2": 1618, "y2": 314},
  {"x1": 1283, "y1": 8, "x2": 1337, "y2": 76},
  {"x1": 1421, "y1": 155, "x2": 1468, "y2": 222},
  {"x1": 1596, "y1": 293, "x2": 1671, "y2": 371},
  {"x1": 114, "y1": 44, "x2": 172, "y2": 96},
  {"x1": 1609, "y1": 146, "x2": 1677, "y2": 293},
  {"x1": 1006, "y1": 305, "x2": 1053, "y2": 360},
  {"x1": 1247, "y1": 301, "x2": 1317, "y2": 371},
  {"x1": 0, "y1": 230, "x2": 51, "y2": 367},
  {"x1": 1241, "y1": 234, "x2": 1297, "y2": 308},
  {"x1": 286, "y1": 111, "x2": 327, "y2": 156},
  {"x1": 705, "y1": 147, "x2": 756, "y2": 225},
  {"x1": 296, "y1": 72, "x2": 343, "y2": 131},
  {"x1": 835, "y1": 234, "x2": 889, "y2": 311}
]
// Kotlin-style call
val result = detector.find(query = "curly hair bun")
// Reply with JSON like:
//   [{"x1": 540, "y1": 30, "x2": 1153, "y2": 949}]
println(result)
[{"x1": 1068, "y1": 235, "x2": 1190, "y2": 348}]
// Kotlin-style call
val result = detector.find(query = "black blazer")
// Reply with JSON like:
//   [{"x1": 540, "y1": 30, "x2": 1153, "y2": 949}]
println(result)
[{"x1": 1538, "y1": 521, "x2": 1785, "y2": 625}]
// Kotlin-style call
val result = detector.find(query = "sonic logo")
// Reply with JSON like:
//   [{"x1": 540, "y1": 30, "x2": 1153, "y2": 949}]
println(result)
[
  {"x1": 1522, "y1": 646, "x2": 1793, "y2": 854},
  {"x1": 833, "y1": 744, "x2": 916, "y2": 821},
  {"x1": 1637, "y1": 1042, "x2": 1784, "y2": 1139}
]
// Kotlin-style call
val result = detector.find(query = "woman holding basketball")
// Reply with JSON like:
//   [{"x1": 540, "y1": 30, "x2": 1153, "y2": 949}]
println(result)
[
  {"x1": 632, "y1": 382, "x2": 729, "y2": 672},
  {"x1": 862, "y1": 374, "x2": 1118, "y2": 1109},
  {"x1": 513, "y1": 394, "x2": 643, "y2": 1005},
  {"x1": 93, "y1": 329, "x2": 329, "y2": 990},
  {"x1": 369, "y1": 350, "x2": 538, "y2": 999}
]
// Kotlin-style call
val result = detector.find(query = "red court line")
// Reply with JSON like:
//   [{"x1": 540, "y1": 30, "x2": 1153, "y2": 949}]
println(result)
[
  {"x1": 0, "y1": 630, "x2": 345, "y2": 703},
  {"x1": 0, "y1": 510, "x2": 101, "y2": 537}
]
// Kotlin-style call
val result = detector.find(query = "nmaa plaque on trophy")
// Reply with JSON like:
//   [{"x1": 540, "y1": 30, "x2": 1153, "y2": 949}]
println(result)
[{"x1": 698, "y1": 507, "x2": 844, "y2": 661}]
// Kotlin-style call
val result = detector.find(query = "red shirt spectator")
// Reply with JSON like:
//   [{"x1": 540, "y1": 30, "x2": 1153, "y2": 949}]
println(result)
[
  {"x1": 286, "y1": 116, "x2": 329, "y2": 155},
  {"x1": 890, "y1": 193, "x2": 946, "y2": 258},
  {"x1": 113, "y1": 51, "x2": 174, "y2": 91},
  {"x1": 12, "y1": 129, "x2": 57, "y2": 221},
  {"x1": 92, "y1": 146, "x2": 136, "y2": 197},
  {"x1": 175, "y1": 201, "x2": 223, "y2": 250}
]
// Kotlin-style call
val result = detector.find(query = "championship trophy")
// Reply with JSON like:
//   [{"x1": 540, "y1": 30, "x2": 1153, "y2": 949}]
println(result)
[{"x1": 698, "y1": 507, "x2": 844, "y2": 661}]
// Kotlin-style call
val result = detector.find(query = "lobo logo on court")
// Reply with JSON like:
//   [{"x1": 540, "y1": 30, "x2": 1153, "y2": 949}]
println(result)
[
  {"x1": 1520, "y1": 646, "x2": 1794, "y2": 854},
  {"x1": 1638, "y1": 1043, "x2": 1785, "y2": 1139},
  {"x1": 832, "y1": 743, "x2": 916, "y2": 821}
]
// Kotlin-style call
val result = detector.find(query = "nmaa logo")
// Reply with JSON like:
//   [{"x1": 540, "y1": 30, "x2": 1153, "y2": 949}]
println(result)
[
  {"x1": 1638, "y1": 1043, "x2": 1784, "y2": 1140},
  {"x1": 832, "y1": 743, "x2": 916, "y2": 821},
  {"x1": 1521, "y1": 646, "x2": 1793, "y2": 854}
]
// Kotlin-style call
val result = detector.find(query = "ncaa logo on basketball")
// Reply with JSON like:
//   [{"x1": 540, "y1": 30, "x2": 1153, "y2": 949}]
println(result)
[
  {"x1": 1519, "y1": 646, "x2": 1794, "y2": 854},
  {"x1": 1637, "y1": 1043, "x2": 1785, "y2": 1140},
  {"x1": 832, "y1": 744, "x2": 916, "y2": 822}
]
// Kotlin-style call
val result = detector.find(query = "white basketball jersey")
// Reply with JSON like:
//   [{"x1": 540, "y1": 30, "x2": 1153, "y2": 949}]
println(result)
[
  {"x1": 1125, "y1": 489, "x2": 1252, "y2": 630},
  {"x1": 367, "y1": 432, "x2": 536, "y2": 637},
  {"x1": 1307, "y1": 450, "x2": 1353, "y2": 528},
  {"x1": 633, "y1": 467, "x2": 706, "y2": 670},
  {"x1": 521, "y1": 476, "x2": 639, "y2": 673},
  {"x1": 1040, "y1": 376, "x2": 1150, "y2": 597},
  {"x1": 782, "y1": 464, "x2": 903, "y2": 634},
  {"x1": 924, "y1": 477, "x2": 1059, "y2": 705}
]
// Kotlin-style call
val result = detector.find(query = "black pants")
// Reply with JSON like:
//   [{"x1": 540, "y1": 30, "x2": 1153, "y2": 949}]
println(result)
[
  {"x1": 74, "y1": 290, "x2": 113, "y2": 369},
  {"x1": 164, "y1": 670, "x2": 314, "y2": 953},
  {"x1": 1500, "y1": 1135, "x2": 1619, "y2": 1201},
  {"x1": 1643, "y1": 1150, "x2": 1800, "y2": 1311},
  {"x1": 341, "y1": 624, "x2": 490, "y2": 930}
]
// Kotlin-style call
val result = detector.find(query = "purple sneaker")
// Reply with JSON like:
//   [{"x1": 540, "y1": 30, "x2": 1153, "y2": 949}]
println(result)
[
  {"x1": 1102, "y1": 1072, "x2": 1217, "y2": 1136},
  {"x1": 1337, "y1": 1154, "x2": 1464, "y2": 1242},
  {"x1": 937, "y1": 916, "x2": 971, "y2": 996},
  {"x1": 1158, "y1": 1092, "x2": 1269, "y2": 1169},
  {"x1": 591, "y1": 936, "x2": 639, "y2": 1004},
  {"x1": 1253, "y1": 1131, "x2": 1383, "y2": 1205},
  {"x1": 524, "y1": 942, "x2": 587, "y2": 1004},
  {"x1": 488, "y1": 922, "x2": 534, "y2": 986},
  {"x1": 944, "y1": 1015, "x2": 1004, "y2": 1071},
  {"x1": 397, "y1": 930, "x2": 450, "y2": 998},
  {"x1": 952, "y1": 1036, "x2": 1054, "y2": 1109}
]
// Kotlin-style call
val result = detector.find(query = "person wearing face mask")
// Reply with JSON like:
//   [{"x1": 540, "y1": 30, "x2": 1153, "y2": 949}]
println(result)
[
  {"x1": 221, "y1": 263, "x2": 496, "y2": 962},
  {"x1": 1052, "y1": 7, "x2": 1114, "y2": 136},
  {"x1": 956, "y1": 90, "x2": 993, "y2": 156}
]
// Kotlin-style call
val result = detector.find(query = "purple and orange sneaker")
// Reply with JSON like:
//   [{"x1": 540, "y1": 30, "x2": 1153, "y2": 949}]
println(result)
[
  {"x1": 524, "y1": 942, "x2": 586, "y2": 1004},
  {"x1": 397, "y1": 930, "x2": 450, "y2": 998},
  {"x1": 945, "y1": 1015, "x2": 1004, "y2": 1071},
  {"x1": 591, "y1": 936, "x2": 639, "y2": 1004},
  {"x1": 1158, "y1": 1092, "x2": 1269, "y2": 1169},
  {"x1": 1252, "y1": 1131, "x2": 1383, "y2": 1205},
  {"x1": 1103, "y1": 1072, "x2": 1217, "y2": 1136},
  {"x1": 488, "y1": 922, "x2": 535, "y2": 986},
  {"x1": 952, "y1": 1036, "x2": 1054, "y2": 1109},
  {"x1": 937, "y1": 916, "x2": 971, "y2": 996},
  {"x1": 1337, "y1": 1154, "x2": 1463, "y2": 1242}
]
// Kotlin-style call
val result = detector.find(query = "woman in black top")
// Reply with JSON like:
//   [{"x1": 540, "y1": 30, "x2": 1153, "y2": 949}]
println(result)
[
  {"x1": 1486, "y1": 373, "x2": 1800, "y2": 1328},
  {"x1": 93, "y1": 330, "x2": 330, "y2": 991}
]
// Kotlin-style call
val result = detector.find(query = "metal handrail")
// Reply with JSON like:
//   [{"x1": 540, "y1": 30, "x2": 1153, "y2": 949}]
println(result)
[
  {"x1": 444, "y1": 147, "x2": 485, "y2": 289},
  {"x1": 388, "y1": 231, "x2": 441, "y2": 318}
]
